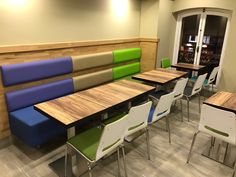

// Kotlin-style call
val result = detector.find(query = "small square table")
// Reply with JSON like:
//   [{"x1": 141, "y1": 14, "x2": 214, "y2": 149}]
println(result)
[
  {"x1": 171, "y1": 63, "x2": 205, "y2": 71},
  {"x1": 132, "y1": 68, "x2": 188, "y2": 85}
]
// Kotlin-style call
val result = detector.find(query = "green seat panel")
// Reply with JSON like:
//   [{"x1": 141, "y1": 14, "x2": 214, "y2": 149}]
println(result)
[
  {"x1": 113, "y1": 62, "x2": 140, "y2": 80},
  {"x1": 104, "y1": 113, "x2": 127, "y2": 125},
  {"x1": 161, "y1": 58, "x2": 171, "y2": 68},
  {"x1": 113, "y1": 48, "x2": 141, "y2": 63},
  {"x1": 68, "y1": 127, "x2": 102, "y2": 161}
]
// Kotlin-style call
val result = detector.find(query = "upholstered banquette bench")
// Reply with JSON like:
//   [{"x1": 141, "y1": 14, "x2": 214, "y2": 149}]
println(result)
[{"x1": 1, "y1": 48, "x2": 142, "y2": 148}]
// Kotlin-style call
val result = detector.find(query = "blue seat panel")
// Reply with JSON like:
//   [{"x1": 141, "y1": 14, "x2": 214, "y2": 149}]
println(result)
[
  {"x1": 1, "y1": 57, "x2": 73, "y2": 86},
  {"x1": 5, "y1": 78, "x2": 74, "y2": 112},
  {"x1": 10, "y1": 106, "x2": 66, "y2": 147}
]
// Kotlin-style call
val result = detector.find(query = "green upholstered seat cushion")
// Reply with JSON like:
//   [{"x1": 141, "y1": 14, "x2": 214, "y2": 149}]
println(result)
[
  {"x1": 68, "y1": 127, "x2": 102, "y2": 161},
  {"x1": 104, "y1": 113, "x2": 127, "y2": 125},
  {"x1": 113, "y1": 62, "x2": 140, "y2": 80},
  {"x1": 113, "y1": 48, "x2": 141, "y2": 63},
  {"x1": 161, "y1": 58, "x2": 171, "y2": 68}
]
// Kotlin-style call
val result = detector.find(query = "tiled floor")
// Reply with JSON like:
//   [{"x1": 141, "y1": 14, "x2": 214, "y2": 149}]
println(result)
[{"x1": 0, "y1": 96, "x2": 234, "y2": 177}]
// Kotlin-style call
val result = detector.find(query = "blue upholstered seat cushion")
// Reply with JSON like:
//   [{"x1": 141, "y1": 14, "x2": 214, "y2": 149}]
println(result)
[
  {"x1": 5, "y1": 78, "x2": 74, "y2": 112},
  {"x1": 9, "y1": 106, "x2": 66, "y2": 147},
  {"x1": 1, "y1": 57, "x2": 73, "y2": 86},
  {"x1": 148, "y1": 106, "x2": 155, "y2": 123},
  {"x1": 190, "y1": 76, "x2": 208, "y2": 85}
]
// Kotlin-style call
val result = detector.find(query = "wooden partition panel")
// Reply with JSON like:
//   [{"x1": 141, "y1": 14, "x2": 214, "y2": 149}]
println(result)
[{"x1": 0, "y1": 38, "x2": 159, "y2": 139}]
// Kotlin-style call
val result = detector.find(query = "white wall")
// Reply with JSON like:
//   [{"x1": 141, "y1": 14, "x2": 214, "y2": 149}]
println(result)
[
  {"x1": 156, "y1": 0, "x2": 174, "y2": 67},
  {"x1": 139, "y1": 0, "x2": 159, "y2": 38},
  {"x1": 0, "y1": 0, "x2": 141, "y2": 45}
]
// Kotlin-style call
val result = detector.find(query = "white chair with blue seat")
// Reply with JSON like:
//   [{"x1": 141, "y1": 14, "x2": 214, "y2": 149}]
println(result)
[
  {"x1": 148, "y1": 92, "x2": 175, "y2": 143},
  {"x1": 187, "y1": 104, "x2": 236, "y2": 177},
  {"x1": 184, "y1": 73, "x2": 207, "y2": 121},
  {"x1": 65, "y1": 115, "x2": 128, "y2": 177}
]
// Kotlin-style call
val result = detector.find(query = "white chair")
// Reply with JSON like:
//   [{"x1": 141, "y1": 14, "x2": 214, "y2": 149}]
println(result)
[
  {"x1": 204, "y1": 66, "x2": 220, "y2": 92},
  {"x1": 187, "y1": 104, "x2": 236, "y2": 177},
  {"x1": 148, "y1": 92, "x2": 175, "y2": 143},
  {"x1": 184, "y1": 73, "x2": 207, "y2": 121},
  {"x1": 65, "y1": 115, "x2": 128, "y2": 177},
  {"x1": 172, "y1": 78, "x2": 189, "y2": 121},
  {"x1": 125, "y1": 101, "x2": 152, "y2": 160}
]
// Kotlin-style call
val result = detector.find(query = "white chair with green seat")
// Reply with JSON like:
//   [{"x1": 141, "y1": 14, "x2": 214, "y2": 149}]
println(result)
[
  {"x1": 124, "y1": 101, "x2": 152, "y2": 159},
  {"x1": 148, "y1": 92, "x2": 175, "y2": 143},
  {"x1": 184, "y1": 73, "x2": 207, "y2": 121},
  {"x1": 187, "y1": 104, "x2": 236, "y2": 177},
  {"x1": 65, "y1": 115, "x2": 128, "y2": 177}
]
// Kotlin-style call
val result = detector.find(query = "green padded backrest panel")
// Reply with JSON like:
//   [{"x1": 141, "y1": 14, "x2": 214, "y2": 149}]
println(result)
[
  {"x1": 113, "y1": 62, "x2": 140, "y2": 80},
  {"x1": 73, "y1": 69, "x2": 113, "y2": 91},
  {"x1": 113, "y1": 48, "x2": 141, "y2": 64},
  {"x1": 72, "y1": 52, "x2": 113, "y2": 72},
  {"x1": 161, "y1": 58, "x2": 171, "y2": 68}
]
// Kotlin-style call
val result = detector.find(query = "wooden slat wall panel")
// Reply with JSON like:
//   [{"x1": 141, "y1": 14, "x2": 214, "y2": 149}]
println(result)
[{"x1": 0, "y1": 38, "x2": 159, "y2": 139}]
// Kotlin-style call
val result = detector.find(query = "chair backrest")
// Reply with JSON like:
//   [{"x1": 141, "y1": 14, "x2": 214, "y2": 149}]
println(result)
[
  {"x1": 199, "y1": 104, "x2": 236, "y2": 145},
  {"x1": 191, "y1": 73, "x2": 207, "y2": 95},
  {"x1": 125, "y1": 101, "x2": 152, "y2": 137},
  {"x1": 207, "y1": 66, "x2": 219, "y2": 85},
  {"x1": 96, "y1": 115, "x2": 127, "y2": 160},
  {"x1": 173, "y1": 78, "x2": 188, "y2": 100},
  {"x1": 161, "y1": 58, "x2": 171, "y2": 68},
  {"x1": 151, "y1": 92, "x2": 175, "y2": 123}
]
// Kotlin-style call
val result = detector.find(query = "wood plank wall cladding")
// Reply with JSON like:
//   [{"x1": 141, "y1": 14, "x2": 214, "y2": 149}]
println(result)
[{"x1": 0, "y1": 38, "x2": 159, "y2": 139}]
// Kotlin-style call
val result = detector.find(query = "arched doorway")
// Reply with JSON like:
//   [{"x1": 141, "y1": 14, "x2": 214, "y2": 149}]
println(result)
[{"x1": 173, "y1": 9, "x2": 231, "y2": 86}]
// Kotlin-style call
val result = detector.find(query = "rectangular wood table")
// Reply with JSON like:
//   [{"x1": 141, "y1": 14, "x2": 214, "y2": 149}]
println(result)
[
  {"x1": 202, "y1": 91, "x2": 236, "y2": 168},
  {"x1": 171, "y1": 63, "x2": 205, "y2": 71},
  {"x1": 132, "y1": 68, "x2": 188, "y2": 85},
  {"x1": 203, "y1": 91, "x2": 236, "y2": 113},
  {"x1": 34, "y1": 80, "x2": 155, "y2": 177}
]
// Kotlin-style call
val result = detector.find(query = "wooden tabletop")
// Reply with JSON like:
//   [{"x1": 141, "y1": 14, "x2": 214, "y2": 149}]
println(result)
[
  {"x1": 204, "y1": 91, "x2": 236, "y2": 113},
  {"x1": 35, "y1": 80, "x2": 155, "y2": 127},
  {"x1": 171, "y1": 63, "x2": 205, "y2": 71},
  {"x1": 132, "y1": 68, "x2": 187, "y2": 85}
]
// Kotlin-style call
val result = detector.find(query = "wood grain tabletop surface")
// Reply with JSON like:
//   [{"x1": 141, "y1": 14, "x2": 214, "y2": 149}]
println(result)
[
  {"x1": 204, "y1": 91, "x2": 236, "y2": 113},
  {"x1": 132, "y1": 68, "x2": 187, "y2": 84},
  {"x1": 171, "y1": 63, "x2": 205, "y2": 71},
  {"x1": 35, "y1": 80, "x2": 155, "y2": 127}
]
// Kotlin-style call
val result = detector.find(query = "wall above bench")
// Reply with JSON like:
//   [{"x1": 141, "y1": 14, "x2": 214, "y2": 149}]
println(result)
[{"x1": 0, "y1": 37, "x2": 159, "y2": 140}]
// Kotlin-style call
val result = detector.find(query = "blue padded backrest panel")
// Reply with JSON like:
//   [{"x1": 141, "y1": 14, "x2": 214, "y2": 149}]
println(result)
[
  {"x1": 5, "y1": 79, "x2": 74, "y2": 112},
  {"x1": 1, "y1": 57, "x2": 73, "y2": 86}
]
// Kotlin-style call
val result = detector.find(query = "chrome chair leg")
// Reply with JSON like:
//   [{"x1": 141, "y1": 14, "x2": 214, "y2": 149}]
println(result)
[
  {"x1": 145, "y1": 128, "x2": 151, "y2": 160},
  {"x1": 166, "y1": 116, "x2": 171, "y2": 144},
  {"x1": 117, "y1": 148, "x2": 121, "y2": 177},
  {"x1": 187, "y1": 131, "x2": 199, "y2": 163},
  {"x1": 186, "y1": 97, "x2": 190, "y2": 122},
  {"x1": 180, "y1": 99, "x2": 183, "y2": 122},
  {"x1": 121, "y1": 146, "x2": 128, "y2": 177},
  {"x1": 87, "y1": 162, "x2": 92, "y2": 177},
  {"x1": 65, "y1": 145, "x2": 68, "y2": 177},
  {"x1": 198, "y1": 93, "x2": 201, "y2": 113},
  {"x1": 232, "y1": 156, "x2": 236, "y2": 177}
]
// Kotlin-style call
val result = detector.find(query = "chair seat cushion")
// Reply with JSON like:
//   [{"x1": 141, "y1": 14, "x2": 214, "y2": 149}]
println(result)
[
  {"x1": 9, "y1": 106, "x2": 66, "y2": 147},
  {"x1": 148, "y1": 106, "x2": 155, "y2": 123},
  {"x1": 104, "y1": 113, "x2": 127, "y2": 125},
  {"x1": 150, "y1": 90, "x2": 169, "y2": 99},
  {"x1": 190, "y1": 76, "x2": 208, "y2": 86},
  {"x1": 184, "y1": 86, "x2": 193, "y2": 97},
  {"x1": 68, "y1": 127, "x2": 102, "y2": 161}
]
